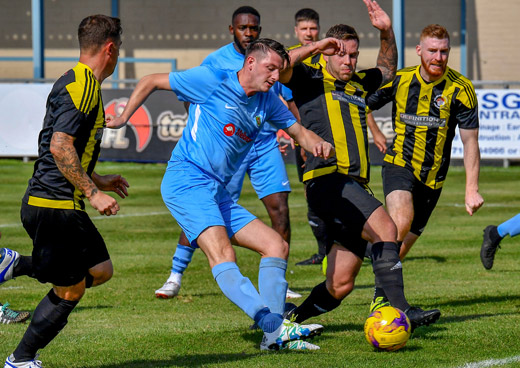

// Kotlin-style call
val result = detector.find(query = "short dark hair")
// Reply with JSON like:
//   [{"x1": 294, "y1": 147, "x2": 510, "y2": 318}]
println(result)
[
  {"x1": 78, "y1": 15, "x2": 122, "y2": 52},
  {"x1": 326, "y1": 24, "x2": 359, "y2": 44},
  {"x1": 294, "y1": 8, "x2": 319, "y2": 26},
  {"x1": 232, "y1": 6, "x2": 260, "y2": 24},
  {"x1": 245, "y1": 38, "x2": 290, "y2": 66}
]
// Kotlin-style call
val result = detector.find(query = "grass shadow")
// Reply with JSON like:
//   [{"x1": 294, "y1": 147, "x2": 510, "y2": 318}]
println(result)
[
  {"x1": 402, "y1": 255, "x2": 447, "y2": 263},
  {"x1": 434, "y1": 294, "x2": 520, "y2": 307},
  {"x1": 439, "y1": 311, "x2": 520, "y2": 324},
  {"x1": 93, "y1": 353, "x2": 262, "y2": 368}
]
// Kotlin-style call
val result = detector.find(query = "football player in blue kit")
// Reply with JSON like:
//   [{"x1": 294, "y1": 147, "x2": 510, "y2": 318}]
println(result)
[
  {"x1": 107, "y1": 38, "x2": 342, "y2": 350},
  {"x1": 154, "y1": 6, "x2": 301, "y2": 300}
]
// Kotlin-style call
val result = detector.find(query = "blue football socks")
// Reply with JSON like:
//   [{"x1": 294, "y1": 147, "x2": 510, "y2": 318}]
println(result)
[
  {"x1": 171, "y1": 244, "x2": 195, "y2": 275},
  {"x1": 497, "y1": 213, "x2": 520, "y2": 238},
  {"x1": 258, "y1": 257, "x2": 288, "y2": 315},
  {"x1": 212, "y1": 262, "x2": 266, "y2": 320},
  {"x1": 254, "y1": 307, "x2": 283, "y2": 333}
]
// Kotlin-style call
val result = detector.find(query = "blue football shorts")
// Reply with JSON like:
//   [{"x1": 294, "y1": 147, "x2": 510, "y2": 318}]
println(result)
[
  {"x1": 226, "y1": 133, "x2": 291, "y2": 202},
  {"x1": 161, "y1": 160, "x2": 256, "y2": 246}
]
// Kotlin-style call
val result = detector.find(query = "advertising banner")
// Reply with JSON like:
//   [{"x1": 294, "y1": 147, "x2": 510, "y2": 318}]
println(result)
[
  {"x1": 1, "y1": 85, "x2": 519, "y2": 163},
  {"x1": 100, "y1": 89, "x2": 185, "y2": 162},
  {"x1": 0, "y1": 84, "x2": 52, "y2": 157},
  {"x1": 451, "y1": 90, "x2": 520, "y2": 159}
]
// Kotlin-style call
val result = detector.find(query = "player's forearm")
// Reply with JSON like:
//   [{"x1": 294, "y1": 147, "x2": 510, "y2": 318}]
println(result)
[
  {"x1": 119, "y1": 75, "x2": 159, "y2": 124},
  {"x1": 288, "y1": 43, "x2": 320, "y2": 67},
  {"x1": 463, "y1": 140, "x2": 481, "y2": 194},
  {"x1": 291, "y1": 127, "x2": 326, "y2": 153},
  {"x1": 280, "y1": 45, "x2": 315, "y2": 83},
  {"x1": 460, "y1": 128, "x2": 481, "y2": 193},
  {"x1": 376, "y1": 28, "x2": 397, "y2": 85},
  {"x1": 50, "y1": 132, "x2": 98, "y2": 199}
]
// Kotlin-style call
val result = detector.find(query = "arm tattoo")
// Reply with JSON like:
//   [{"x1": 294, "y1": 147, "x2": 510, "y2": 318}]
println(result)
[
  {"x1": 377, "y1": 29, "x2": 397, "y2": 86},
  {"x1": 290, "y1": 42, "x2": 317, "y2": 67},
  {"x1": 50, "y1": 132, "x2": 97, "y2": 198}
]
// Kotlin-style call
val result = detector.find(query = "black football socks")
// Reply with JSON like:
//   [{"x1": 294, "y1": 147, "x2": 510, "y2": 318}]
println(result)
[
  {"x1": 13, "y1": 289, "x2": 78, "y2": 362},
  {"x1": 292, "y1": 281, "x2": 341, "y2": 323},
  {"x1": 371, "y1": 242, "x2": 410, "y2": 311}
]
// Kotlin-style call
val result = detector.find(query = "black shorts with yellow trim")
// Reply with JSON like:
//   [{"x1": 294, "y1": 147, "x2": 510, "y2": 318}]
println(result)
[
  {"x1": 305, "y1": 173, "x2": 382, "y2": 259},
  {"x1": 382, "y1": 163, "x2": 442, "y2": 236},
  {"x1": 21, "y1": 197, "x2": 110, "y2": 287}
]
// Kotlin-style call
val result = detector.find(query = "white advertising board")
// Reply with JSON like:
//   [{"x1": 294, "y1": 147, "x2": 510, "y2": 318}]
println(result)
[
  {"x1": 452, "y1": 89, "x2": 520, "y2": 159},
  {"x1": 1, "y1": 85, "x2": 519, "y2": 161},
  {"x1": 0, "y1": 84, "x2": 53, "y2": 157}
]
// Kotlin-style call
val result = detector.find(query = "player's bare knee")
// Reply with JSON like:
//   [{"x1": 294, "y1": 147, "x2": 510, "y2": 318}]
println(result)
[
  {"x1": 90, "y1": 260, "x2": 114, "y2": 286},
  {"x1": 375, "y1": 218, "x2": 398, "y2": 243},
  {"x1": 327, "y1": 279, "x2": 354, "y2": 300},
  {"x1": 54, "y1": 284, "x2": 86, "y2": 302},
  {"x1": 94, "y1": 269, "x2": 113, "y2": 285},
  {"x1": 279, "y1": 239, "x2": 289, "y2": 259},
  {"x1": 263, "y1": 238, "x2": 288, "y2": 259}
]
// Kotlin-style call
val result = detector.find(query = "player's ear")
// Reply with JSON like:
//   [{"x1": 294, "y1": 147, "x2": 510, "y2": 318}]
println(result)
[
  {"x1": 245, "y1": 55, "x2": 255, "y2": 70},
  {"x1": 229, "y1": 25, "x2": 234, "y2": 35},
  {"x1": 416, "y1": 44, "x2": 422, "y2": 57},
  {"x1": 108, "y1": 42, "x2": 116, "y2": 55}
]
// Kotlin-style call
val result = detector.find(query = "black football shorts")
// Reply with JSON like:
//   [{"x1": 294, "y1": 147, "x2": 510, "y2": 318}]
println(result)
[
  {"x1": 382, "y1": 163, "x2": 442, "y2": 236},
  {"x1": 21, "y1": 201, "x2": 110, "y2": 287},
  {"x1": 305, "y1": 173, "x2": 382, "y2": 259}
]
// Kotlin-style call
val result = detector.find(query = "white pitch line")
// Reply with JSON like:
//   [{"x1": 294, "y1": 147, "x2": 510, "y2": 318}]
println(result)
[
  {"x1": 0, "y1": 211, "x2": 171, "y2": 228},
  {"x1": 440, "y1": 203, "x2": 519, "y2": 208},
  {"x1": 0, "y1": 202, "x2": 517, "y2": 229},
  {"x1": 90, "y1": 210, "x2": 170, "y2": 220},
  {"x1": 458, "y1": 355, "x2": 520, "y2": 368}
]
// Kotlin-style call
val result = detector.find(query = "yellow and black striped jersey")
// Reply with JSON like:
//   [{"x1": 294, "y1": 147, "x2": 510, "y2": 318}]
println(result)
[
  {"x1": 367, "y1": 65, "x2": 478, "y2": 189},
  {"x1": 285, "y1": 59, "x2": 383, "y2": 183},
  {"x1": 26, "y1": 62, "x2": 105, "y2": 210}
]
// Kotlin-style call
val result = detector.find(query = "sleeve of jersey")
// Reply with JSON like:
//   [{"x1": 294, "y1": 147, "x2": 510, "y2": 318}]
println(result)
[
  {"x1": 366, "y1": 75, "x2": 397, "y2": 112},
  {"x1": 266, "y1": 92, "x2": 297, "y2": 130},
  {"x1": 455, "y1": 83, "x2": 479, "y2": 129},
  {"x1": 52, "y1": 89, "x2": 85, "y2": 137},
  {"x1": 283, "y1": 63, "x2": 309, "y2": 92},
  {"x1": 279, "y1": 83, "x2": 293, "y2": 101},
  {"x1": 359, "y1": 68, "x2": 384, "y2": 93},
  {"x1": 200, "y1": 52, "x2": 216, "y2": 67},
  {"x1": 169, "y1": 66, "x2": 216, "y2": 104}
]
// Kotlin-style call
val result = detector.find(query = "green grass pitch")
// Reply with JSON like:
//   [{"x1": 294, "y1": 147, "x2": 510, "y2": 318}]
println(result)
[{"x1": 1, "y1": 159, "x2": 519, "y2": 367}]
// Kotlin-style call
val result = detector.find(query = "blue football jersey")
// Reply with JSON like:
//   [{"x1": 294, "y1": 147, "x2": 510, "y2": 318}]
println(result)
[
  {"x1": 201, "y1": 43, "x2": 293, "y2": 143},
  {"x1": 168, "y1": 66, "x2": 295, "y2": 184}
]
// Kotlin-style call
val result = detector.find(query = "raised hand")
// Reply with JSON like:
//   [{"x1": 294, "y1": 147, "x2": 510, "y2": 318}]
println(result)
[
  {"x1": 315, "y1": 38, "x2": 347, "y2": 57},
  {"x1": 363, "y1": 0, "x2": 392, "y2": 31}
]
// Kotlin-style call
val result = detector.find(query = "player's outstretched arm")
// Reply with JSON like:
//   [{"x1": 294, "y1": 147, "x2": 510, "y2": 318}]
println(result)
[
  {"x1": 280, "y1": 38, "x2": 346, "y2": 83},
  {"x1": 106, "y1": 73, "x2": 171, "y2": 129},
  {"x1": 460, "y1": 127, "x2": 484, "y2": 215},
  {"x1": 285, "y1": 123, "x2": 335, "y2": 159},
  {"x1": 363, "y1": 0, "x2": 397, "y2": 85}
]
